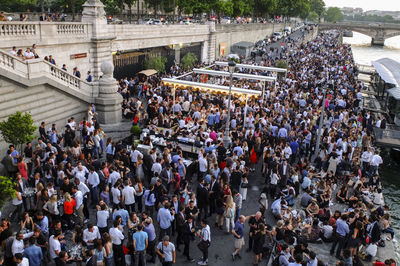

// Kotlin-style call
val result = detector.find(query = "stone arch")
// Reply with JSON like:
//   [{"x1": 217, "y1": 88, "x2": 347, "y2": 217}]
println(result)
[{"x1": 385, "y1": 31, "x2": 400, "y2": 39}]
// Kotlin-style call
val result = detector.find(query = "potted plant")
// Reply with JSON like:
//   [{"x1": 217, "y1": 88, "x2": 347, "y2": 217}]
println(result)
[{"x1": 130, "y1": 125, "x2": 142, "y2": 146}]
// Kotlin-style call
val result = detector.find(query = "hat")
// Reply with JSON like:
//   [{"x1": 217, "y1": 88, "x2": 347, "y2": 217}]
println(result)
[{"x1": 163, "y1": 235, "x2": 169, "y2": 241}]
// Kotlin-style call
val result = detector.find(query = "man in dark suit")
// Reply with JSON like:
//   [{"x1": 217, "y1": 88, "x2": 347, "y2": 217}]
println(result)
[
  {"x1": 209, "y1": 175, "x2": 221, "y2": 216},
  {"x1": 182, "y1": 215, "x2": 195, "y2": 262},
  {"x1": 196, "y1": 179, "x2": 209, "y2": 221},
  {"x1": 160, "y1": 164, "x2": 173, "y2": 193},
  {"x1": 230, "y1": 165, "x2": 242, "y2": 192},
  {"x1": 175, "y1": 205, "x2": 186, "y2": 251},
  {"x1": 1, "y1": 150, "x2": 17, "y2": 177}
]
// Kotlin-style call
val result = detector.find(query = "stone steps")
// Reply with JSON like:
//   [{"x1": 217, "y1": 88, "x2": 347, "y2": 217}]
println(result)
[
  {"x1": 0, "y1": 90, "x2": 57, "y2": 118},
  {"x1": 33, "y1": 98, "x2": 81, "y2": 124},
  {"x1": 0, "y1": 86, "x2": 46, "y2": 104},
  {"x1": 0, "y1": 85, "x2": 16, "y2": 96}
]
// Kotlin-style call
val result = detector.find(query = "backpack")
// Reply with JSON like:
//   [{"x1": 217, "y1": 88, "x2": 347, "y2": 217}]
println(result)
[
  {"x1": 224, "y1": 207, "x2": 233, "y2": 218},
  {"x1": 272, "y1": 254, "x2": 282, "y2": 266}
]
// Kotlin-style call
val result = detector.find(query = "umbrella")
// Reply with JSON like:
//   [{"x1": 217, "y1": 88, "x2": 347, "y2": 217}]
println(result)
[{"x1": 138, "y1": 69, "x2": 158, "y2": 76}]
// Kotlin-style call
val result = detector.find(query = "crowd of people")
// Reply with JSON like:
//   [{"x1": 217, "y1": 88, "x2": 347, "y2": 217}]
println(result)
[{"x1": 0, "y1": 28, "x2": 397, "y2": 266}]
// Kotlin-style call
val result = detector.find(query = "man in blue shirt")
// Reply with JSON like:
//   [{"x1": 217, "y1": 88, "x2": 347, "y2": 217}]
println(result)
[
  {"x1": 143, "y1": 218, "x2": 157, "y2": 263},
  {"x1": 330, "y1": 214, "x2": 349, "y2": 259},
  {"x1": 133, "y1": 224, "x2": 148, "y2": 266},
  {"x1": 24, "y1": 237, "x2": 43, "y2": 266},
  {"x1": 113, "y1": 205, "x2": 129, "y2": 228},
  {"x1": 231, "y1": 215, "x2": 250, "y2": 261},
  {"x1": 157, "y1": 202, "x2": 175, "y2": 241},
  {"x1": 36, "y1": 212, "x2": 48, "y2": 235}
]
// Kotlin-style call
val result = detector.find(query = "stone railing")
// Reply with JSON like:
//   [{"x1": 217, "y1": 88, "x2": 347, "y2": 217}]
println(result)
[
  {"x1": 0, "y1": 51, "x2": 15, "y2": 69},
  {"x1": 0, "y1": 50, "x2": 95, "y2": 100},
  {"x1": 46, "y1": 61, "x2": 81, "y2": 89},
  {"x1": 0, "y1": 22, "x2": 91, "y2": 45},
  {"x1": 0, "y1": 23, "x2": 37, "y2": 37},
  {"x1": 56, "y1": 23, "x2": 87, "y2": 35}
]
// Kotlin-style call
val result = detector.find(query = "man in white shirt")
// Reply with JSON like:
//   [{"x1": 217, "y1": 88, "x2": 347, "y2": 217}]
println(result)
[
  {"x1": 109, "y1": 220, "x2": 125, "y2": 265},
  {"x1": 12, "y1": 232, "x2": 33, "y2": 256},
  {"x1": 72, "y1": 162, "x2": 89, "y2": 183},
  {"x1": 97, "y1": 203, "x2": 110, "y2": 235},
  {"x1": 10, "y1": 46, "x2": 17, "y2": 56},
  {"x1": 14, "y1": 253, "x2": 29, "y2": 266},
  {"x1": 151, "y1": 158, "x2": 162, "y2": 175},
  {"x1": 198, "y1": 153, "x2": 208, "y2": 181},
  {"x1": 130, "y1": 146, "x2": 143, "y2": 167},
  {"x1": 83, "y1": 224, "x2": 101, "y2": 247},
  {"x1": 49, "y1": 230, "x2": 62, "y2": 263},
  {"x1": 87, "y1": 166, "x2": 100, "y2": 204},
  {"x1": 370, "y1": 150, "x2": 383, "y2": 175},
  {"x1": 109, "y1": 167, "x2": 121, "y2": 186},
  {"x1": 72, "y1": 186, "x2": 84, "y2": 226},
  {"x1": 361, "y1": 147, "x2": 372, "y2": 174},
  {"x1": 122, "y1": 180, "x2": 136, "y2": 214},
  {"x1": 23, "y1": 48, "x2": 34, "y2": 59},
  {"x1": 111, "y1": 181, "x2": 121, "y2": 207}
]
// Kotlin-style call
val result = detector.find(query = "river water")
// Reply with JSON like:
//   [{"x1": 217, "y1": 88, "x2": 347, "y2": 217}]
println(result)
[{"x1": 343, "y1": 32, "x2": 400, "y2": 260}]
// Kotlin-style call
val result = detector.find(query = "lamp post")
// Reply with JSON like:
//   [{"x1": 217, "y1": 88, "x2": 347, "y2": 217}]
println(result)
[{"x1": 223, "y1": 58, "x2": 237, "y2": 148}]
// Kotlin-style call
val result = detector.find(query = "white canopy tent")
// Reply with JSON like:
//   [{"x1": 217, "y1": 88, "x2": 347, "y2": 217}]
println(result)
[
  {"x1": 215, "y1": 61, "x2": 287, "y2": 73},
  {"x1": 162, "y1": 78, "x2": 261, "y2": 126},
  {"x1": 192, "y1": 68, "x2": 276, "y2": 97},
  {"x1": 372, "y1": 61, "x2": 398, "y2": 86}
]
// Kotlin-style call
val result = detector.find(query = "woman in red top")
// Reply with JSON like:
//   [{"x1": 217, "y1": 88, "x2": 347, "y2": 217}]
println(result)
[
  {"x1": 63, "y1": 192, "x2": 76, "y2": 230},
  {"x1": 17, "y1": 157, "x2": 28, "y2": 180}
]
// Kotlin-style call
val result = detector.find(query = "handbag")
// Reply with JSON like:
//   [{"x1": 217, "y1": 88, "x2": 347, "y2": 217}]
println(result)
[
  {"x1": 241, "y1": 182, "x2": 249, "y2": 188},
  {"x1": 197, "y1": 240, "x2": 210, "y2": 251},
  {"x1": 157, "y1": 242, "x2": 164, "y2": 262}
]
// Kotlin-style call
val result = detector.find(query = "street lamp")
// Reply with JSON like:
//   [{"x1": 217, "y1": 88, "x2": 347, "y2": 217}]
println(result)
[{"x1": 223, "y1": 54, "x2": 238, "y2": 148}]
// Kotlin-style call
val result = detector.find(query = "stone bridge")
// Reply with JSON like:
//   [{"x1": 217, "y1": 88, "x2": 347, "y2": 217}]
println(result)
[{"x1": 319, "y1": 22, "x2": 400, "y2": 45}]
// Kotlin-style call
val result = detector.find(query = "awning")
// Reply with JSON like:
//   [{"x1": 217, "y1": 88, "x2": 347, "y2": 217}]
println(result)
[
  {"x1": 138, "y1": 69, "x2": 158, "y2": 76},
  {"x1": 387, "y1": 87, "x2": 400, "y2": 100},
  {"x1": 372, "y1": 61, "x2": 398, "y2": 86}
]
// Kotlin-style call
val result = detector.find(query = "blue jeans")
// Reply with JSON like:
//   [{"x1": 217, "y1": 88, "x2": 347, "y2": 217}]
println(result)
[{"x1": 235, "y1": 208, "x2": 241, "y2": 222}]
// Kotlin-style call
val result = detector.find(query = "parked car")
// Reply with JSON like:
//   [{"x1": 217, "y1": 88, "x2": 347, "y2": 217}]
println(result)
[{"x1": 273, "y1": 32, "x2": 283, "y2": 40}]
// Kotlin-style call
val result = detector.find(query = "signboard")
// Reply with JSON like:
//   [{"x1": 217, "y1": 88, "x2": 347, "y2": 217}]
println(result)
[
  {"x1": 70, "y1": 53, "x2": 87, "y2": 59},
  {"x1": 219, "y1": 43, "x2": 226, "y2": 56}
]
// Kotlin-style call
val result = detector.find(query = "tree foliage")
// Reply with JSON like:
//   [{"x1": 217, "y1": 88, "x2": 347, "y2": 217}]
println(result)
[
  {"x1": 144, "y1": 56, "x2": 167, "y2": 73},
  {"x1": 307, "y1": 11, "x2": 319, "y2": 23},
  {"x1": 324, "y1": 7, "x2": 344, "y2": 23},
  {"x1": 0, "y1": 111, "x2": 37, "y2": 151},
  {"x1": 0, "y1": 176, "x2": 16, "y2": 210},
  {"x1": 309, "y1": 0, "x2": 325, "y2": 20},
  {"x1": 181, "y1": 52, "x2": 197, "y2": 71}
]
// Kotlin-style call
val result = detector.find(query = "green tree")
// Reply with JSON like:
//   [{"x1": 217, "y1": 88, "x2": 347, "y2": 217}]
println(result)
[
  {"x1": 144, "y1": 56, "x2": 167, "y2": 73},
  {"x1": 144, "y1": 0, "x2": 162, "y2": 14},
  {"x1": 0, "y1": 112, "x2": 37, "y2": 152},
  {"x1": 324, "y1": 7, "x2": 343, "y2": 22},
  {"x1": 307, "y1": 10, "x2": 319, "y2": 22},
  {"x1": 124, "y1": 0, "x2": 136, "y2": 23},
  {"x1": 252, "y1": 0, "x2": 277, "y2": 18},
  {"x1": 0, "y1": 176, "x2": 16, "y2": 209},
  {"x1": 181, "y1": 52, "x2": 198, "y2": 71},
  {"x1": 309, "y1": 0, "x2": 325, "y2": 21},
  {"x1": 101, "y1": 0, "x2": 121, "y2": 15}
]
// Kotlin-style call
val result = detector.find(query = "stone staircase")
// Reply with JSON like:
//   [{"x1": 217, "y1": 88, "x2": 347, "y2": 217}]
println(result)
[{"x1": 0, "y1": 77, "x2": 88, "y2": 128}]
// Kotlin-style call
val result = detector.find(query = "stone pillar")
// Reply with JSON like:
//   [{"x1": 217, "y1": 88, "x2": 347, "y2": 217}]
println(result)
[
  {"x1": 201, "y1": 40, "x2": 209, "y2": 64},
  {"x1": 174, "y1": 47, "x2": 181, "y2": 64},
  {"x1": 207, "y1": 21, "x2": 216, "y2": 62},
  {"x1": 82, "y1": 0, "x2": 115, "y2": 80},
  {"x1": 371, "y1": 30, "x2": 385, "y2": 46},
  {"x1": 95, "y1": 61, "x2": 123, "y2": 124}
]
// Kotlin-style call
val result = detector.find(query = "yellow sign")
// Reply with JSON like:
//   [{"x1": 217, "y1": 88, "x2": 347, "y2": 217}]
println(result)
[{"x1": 220, "y1": 43, "x2": 226, "y2": 56}]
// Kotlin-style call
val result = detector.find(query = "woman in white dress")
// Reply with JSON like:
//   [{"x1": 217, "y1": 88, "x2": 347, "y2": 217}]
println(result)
[
  {"x1": 136, "y1": 155, "x2": 145, "y2": 181},
  {"x1": 239, "y1": 175, "x2": 249, "y2": 201}
]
